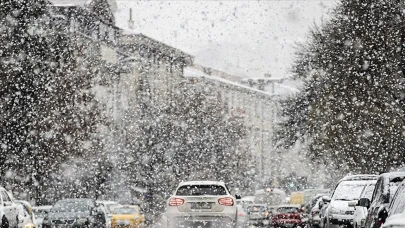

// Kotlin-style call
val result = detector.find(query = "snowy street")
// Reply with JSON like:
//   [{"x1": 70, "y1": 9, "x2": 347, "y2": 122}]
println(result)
[{"x1": 2, "y1": 0, "x2": 405, "y2": 227}]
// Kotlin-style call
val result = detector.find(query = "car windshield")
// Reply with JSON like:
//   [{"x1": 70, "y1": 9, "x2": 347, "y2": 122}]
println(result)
[
  {"x1": 112, "y1": 207, "x2": 138, "y2": 214},
  {"x1": 277, "y1": 207, "x2": 299, "y2": 213},
  {"x1": 332, "y1": 182, "x2": 367, "y2": 201},
  {"x1": 247, "y1": 206, "x2": 266, "y2": 213},
  {"x1": 176, "y1": 185, "x2": 227, "y2": 196},
  {"x1": 51, "y1": 201, "x2": 91, "y2": 213}
]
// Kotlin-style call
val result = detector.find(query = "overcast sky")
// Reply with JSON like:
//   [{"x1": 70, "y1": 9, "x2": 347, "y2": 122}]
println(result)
[{"x1": 115, "y1": 0, "x2": 337, "y2": 79}]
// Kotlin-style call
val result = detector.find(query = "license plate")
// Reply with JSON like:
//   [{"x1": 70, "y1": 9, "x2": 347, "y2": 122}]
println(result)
[{"x1": 190, "y1": 202, "x2": 212, "y2": 209}]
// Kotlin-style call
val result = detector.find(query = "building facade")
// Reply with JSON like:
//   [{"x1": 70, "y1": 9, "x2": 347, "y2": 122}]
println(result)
[{"x1": 184, "y1": 65, "x2": 276, "y2": 184}]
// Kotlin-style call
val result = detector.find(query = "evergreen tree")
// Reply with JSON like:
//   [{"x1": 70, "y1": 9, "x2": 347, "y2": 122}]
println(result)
[{"x1": 277, "y1": 0, "x2": 405, "y2": 173}]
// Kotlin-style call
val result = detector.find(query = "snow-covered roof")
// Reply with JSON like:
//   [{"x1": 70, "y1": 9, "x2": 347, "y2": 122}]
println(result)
[
  {"x1": 184, "y1": 66, "x2": 276, "y2": 98},
  {"x1": 32, "y1": 205, "x2": 53, "y2": 210},
  {"x1": 340, "y1": 174, "x2": 379, "y2": 182},
  {"x1": 179, "y1": 181, "x2": 225, "y2": 186}
]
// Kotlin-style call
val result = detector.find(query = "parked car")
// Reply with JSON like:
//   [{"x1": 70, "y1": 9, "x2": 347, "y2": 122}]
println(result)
[
  {"x1": 32, "y1": 206, "x2": 52, "y2": 228},
  {"x1": 166, "y1": 181, "x2": 237, "y2": 228},
  {"x1": 349, "y1": 181, "x2": 377, "y2": 228},
  {"x1": 0, "y1": 188, "x2": 19, "y2": 228},
  {"x1": 110, "y1": 205, "x2": 145, "y2": 228},
  {"x1": 358, "y1": 172, "x2": 405, "y2": 228},
  {"x1": 97, "y1": 201, "x2": 120, "y2": 228},
  {"x1": 16, "y1": 202, "x2": 34, "y2": 228},
  {"x1": 271, "y1": 205, "x2": 306, "y2": 227},
  {"x1": 246, "y1": 204, "x2": 270, "y2": 226},
  {"x1": 303, "y1": 189, "x2": 331, "y2": 207},
  {"x1": 320, "y1": 174, "x2": 378, "y2": 228},
  {"x1": 42, "y1": 198, "x2": 106, "y2": 228},
  {"x1": 309, "y1": 197, "x2": 324, "y2": 228},
  {"x1": 15, "y1": 201, "x2": 34, "y2": 223}
]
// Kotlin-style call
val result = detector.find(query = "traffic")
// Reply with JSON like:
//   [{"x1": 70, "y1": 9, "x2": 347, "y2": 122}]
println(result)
[{"x1": 1, "y1": 172, "x2": 405, "y2": 228}]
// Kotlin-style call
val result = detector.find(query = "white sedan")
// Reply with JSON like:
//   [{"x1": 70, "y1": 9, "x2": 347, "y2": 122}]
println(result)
[{"x1": 166, "y1": 181, "x2": 237, "y2": 228}]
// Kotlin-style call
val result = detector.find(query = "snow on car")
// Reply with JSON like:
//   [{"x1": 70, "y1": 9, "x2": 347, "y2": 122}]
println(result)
[{"x1": 166, "y1": 181, "x2": 237, "y2": 228}]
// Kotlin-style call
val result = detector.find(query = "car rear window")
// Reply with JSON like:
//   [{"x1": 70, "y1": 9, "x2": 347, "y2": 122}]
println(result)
[
  {"x1": 277, "y1": 207, "x2": 299, "y2": 213},
  {"x1": 176, "y1": 185, "x2": 227, "y2": 196},
  {"x1": 112, "y1": 207, "x2": 138, "y2": 215},
  {"x1": 247, "y1": 206, "x2": 266, "y2": 212}
]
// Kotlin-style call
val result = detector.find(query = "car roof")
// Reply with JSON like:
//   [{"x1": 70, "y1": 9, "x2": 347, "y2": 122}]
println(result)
[
  {"x1": 247, "y1": 204, "x2": 267, "y2": 207},
  {"x1": 339, "y1": 174, "x2": 378, "y2": 182},
  {"x1": 96, "y1": 200, "x2": 119, "y2": 205},
  {"x1": 33, "y1": 206, "x2": 52, "y2": 210},
  {"x1": 276, "y1": 204, "x2": 301, "y2": 208},
  {"x1": 179, "y1": 181, "x2": 226, "y2": 186}
]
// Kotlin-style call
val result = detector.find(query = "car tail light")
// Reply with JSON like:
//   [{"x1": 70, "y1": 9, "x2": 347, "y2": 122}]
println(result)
[
  {"x1": 237, "y1": 212, "x2": 245, "y2": 217},
  {"x1": 377, "y1": 220, "x2": 383, "y2": 228},
  {"x1": 169, "y1": 197, "x2": 184, "y2": 206},
  {"x1": 218, "y1": 197, "x2": 234, "y2": 206}
]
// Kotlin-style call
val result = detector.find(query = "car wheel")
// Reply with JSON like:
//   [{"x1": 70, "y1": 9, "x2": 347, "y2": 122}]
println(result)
[{"x1": 1, "y1": 216, "x2": 9, "y2": 228}]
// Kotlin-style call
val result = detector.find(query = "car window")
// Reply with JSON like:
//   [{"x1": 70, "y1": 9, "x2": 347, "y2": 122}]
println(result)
[
  {"x1": 112, "y1": 207, "x2": 138, "y2": 214},
  {"x1": 277, "y1": 207, "x2": 299, "y2": 213},
  {"x1": 332, "y1": 182, "x2": 367, "y2": 201},
  {"x1": 51, "y1": 201, "x2": 92, "y2": 212},
  {"x1": 371, "y1": 179, "x2": 382, "y2": 203},
  {"x1": 389, "y1": 184, "x2": 405, "y2": 215},
  {"x1": 247, "y1": 206, "x2": 266, "y2": 213},
  {"x1": 176, "y1": 185, "x2": 227, "y2": 196},
  {"x1": 361, "y1": 183, "x2": 376, "y2": 200},
  {"x1": 1, "y1": 191, "x2": 11, "y2": 202}
]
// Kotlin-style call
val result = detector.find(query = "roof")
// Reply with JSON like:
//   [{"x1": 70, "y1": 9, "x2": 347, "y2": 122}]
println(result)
[
  {"x1": 32, "y1": 206, "x2": 53, "y2": 210},
  {"x1": 179, "y1": 181, "x2": 225, "y2": 186},
  {"x1": 275, "y1": 204, "x2": 301, "y2": 208},
  {"x1": 339, "y1": 174, "x2": 378, "y2": 182},
  {"x1": 184, "y1": 66, "x2": 275, "y2": 98},
  {"x1": 96, "y1": 200, "x2": 119, "y2": 205}
]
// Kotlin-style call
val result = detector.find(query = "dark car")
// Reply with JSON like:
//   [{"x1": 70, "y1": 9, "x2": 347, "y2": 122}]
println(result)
[
  {"x1": 358, "y1": 172, "x2": 405, "y2": 228},
  {"x1": 42, "y1": 198, "x2": 106, "y2": 228},
  {"x1": 247, "y1": 204, "x2": 271, "y2": 226}
]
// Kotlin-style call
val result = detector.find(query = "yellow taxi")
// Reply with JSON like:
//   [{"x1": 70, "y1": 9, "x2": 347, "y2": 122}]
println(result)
[{"x1": 111, "y1": 205, "x2": 145, "y2": 228}]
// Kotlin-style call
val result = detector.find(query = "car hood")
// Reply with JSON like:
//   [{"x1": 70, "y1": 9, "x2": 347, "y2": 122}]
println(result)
[
  {"x1": 330, "y1": 200, "x2": 355, "y2": 211},
  {"x1": 47, "y1": 211, "x2": 91, "y2": 220}
]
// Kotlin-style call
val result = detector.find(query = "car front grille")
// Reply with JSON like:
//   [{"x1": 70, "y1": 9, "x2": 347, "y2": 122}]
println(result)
[{"x1": 345, "y1": 211, "x2": 354, "y2": 215}]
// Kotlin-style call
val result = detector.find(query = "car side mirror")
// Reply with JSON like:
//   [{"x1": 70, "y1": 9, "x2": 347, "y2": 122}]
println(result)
[
  {"x1": 358, "y1": 198, "x2": 370, "y2": 208},
  {"x1": 322, "y1": 196, "x2": 331, "y2": 203},
  {"x1": 348, "y1": 200, "x2": 358, "y2": 207},
  {"x1": 235, "y1": 195, "x2": 242, "y2": 200},
  {"x1": 319, "y1": 201, "x2": 325, "y2": 209}
]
